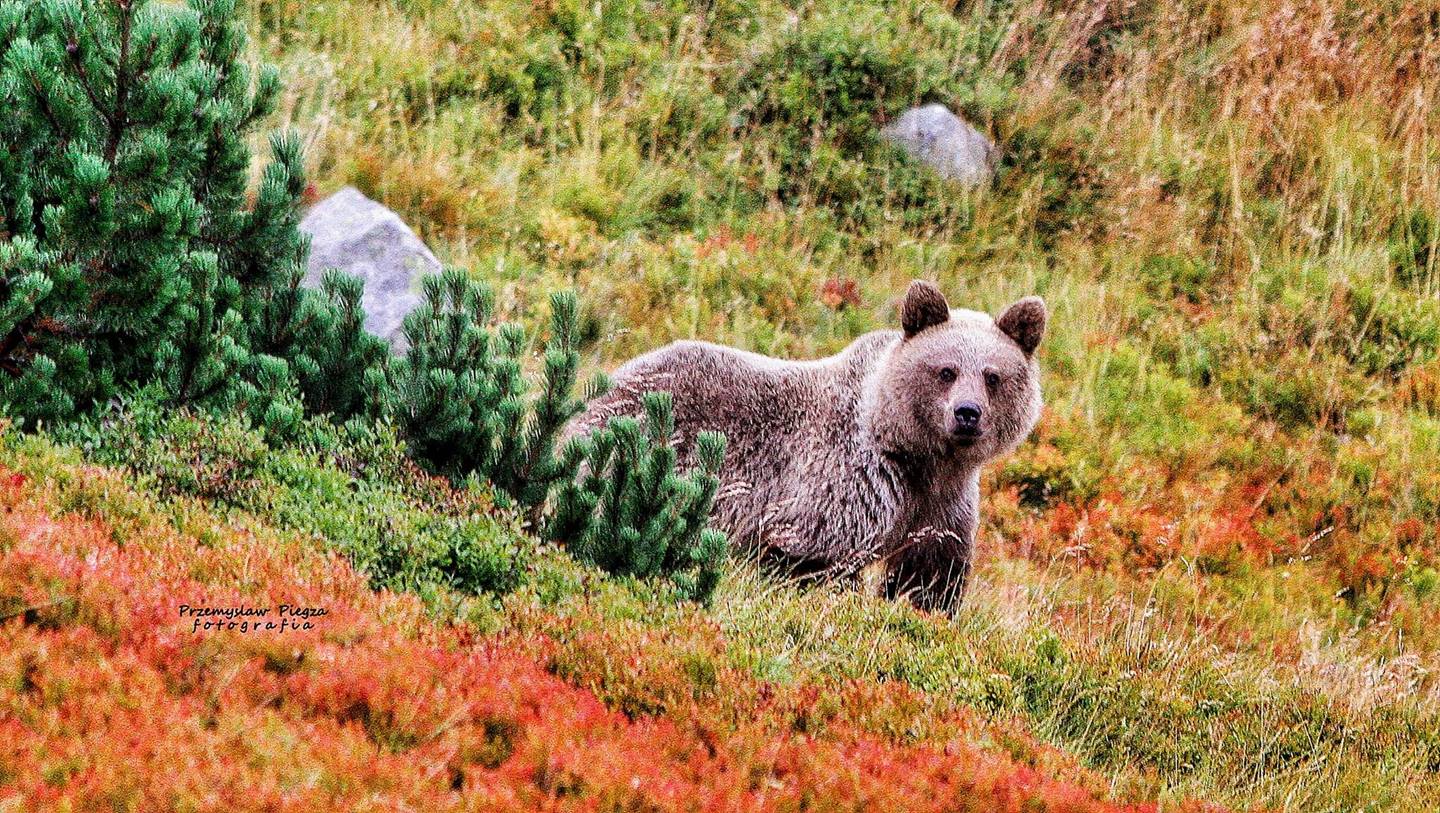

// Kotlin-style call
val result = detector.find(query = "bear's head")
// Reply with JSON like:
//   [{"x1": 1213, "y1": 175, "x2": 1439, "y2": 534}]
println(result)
[{"x1": 866, "y1": 280, "x2": 1046, "y2": 468}]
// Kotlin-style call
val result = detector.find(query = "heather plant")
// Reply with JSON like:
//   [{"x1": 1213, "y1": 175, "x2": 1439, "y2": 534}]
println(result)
[
  {"x1": 0, "y1": 444, "x2": 1191, "y2": 812},
  {"x1": 62, "y1": 385, "x2": 269, "y2": 503},
  {"x1": 12, "y1": 423, "x2": 1440, "y2": 811},
  {"x1": 61, "y1": 391, "x2": 528, "y2": 599}
]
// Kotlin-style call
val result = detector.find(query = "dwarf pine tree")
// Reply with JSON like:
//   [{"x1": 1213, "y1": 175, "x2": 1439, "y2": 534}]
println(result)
[
  {"x1": 376, "y1": 270, "x2": 608, "y2": 517},
  {"x1": 546, "y1": 392, "x2": 729, "y2": 603},
  {"x1": 488, "y1": 289, "x2": 607, "y2": 520},
  {"x1": 376, "y1": 269, "x2": 525, "y2": 477},
  {"x1": 262, "y1": 266, "x2": 389, "y2": 421},
  {"x1": 0, "y1": 0, "x2": 370, "y2": 429}
]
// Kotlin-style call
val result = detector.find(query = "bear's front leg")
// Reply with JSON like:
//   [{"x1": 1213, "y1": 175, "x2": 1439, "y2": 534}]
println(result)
[{"x1": 885, "y1": 525, "x2": 973, "y2": 616}]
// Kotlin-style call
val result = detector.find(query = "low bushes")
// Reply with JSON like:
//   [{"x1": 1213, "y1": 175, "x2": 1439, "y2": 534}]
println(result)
[
  {"x1": 0, "y1": 454, "x2": 1206, "y2": 813},
  {"x1": 62, "y1": 391, "x2": 529, "y2": 600}
]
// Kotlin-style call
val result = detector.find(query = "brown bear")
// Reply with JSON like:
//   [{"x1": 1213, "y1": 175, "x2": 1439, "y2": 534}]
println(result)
[{"x1": 564, "y1": 280, "x2": 1046, "y2": 613}]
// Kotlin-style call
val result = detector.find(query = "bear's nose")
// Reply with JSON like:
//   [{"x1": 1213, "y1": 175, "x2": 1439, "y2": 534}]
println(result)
[{"x1": 953, "y1": 402, "x2": 983, "y2": 432}]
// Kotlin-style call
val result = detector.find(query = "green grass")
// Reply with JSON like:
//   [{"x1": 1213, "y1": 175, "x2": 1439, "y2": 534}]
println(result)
[{"x1": 711, "y1": 562, "x2": 1440, "y2": 811}]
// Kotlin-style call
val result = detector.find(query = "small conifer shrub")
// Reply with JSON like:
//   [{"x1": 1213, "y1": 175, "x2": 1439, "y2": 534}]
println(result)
[
  {"x1": 0, "y1": 0, "x2": 378, "y2": 431},
  {"x1": 374, "y1": 270, "x2": 608, "y2": 519},
  {"x1": 546, "y1": 391, "x2": 729, "y2": 603}
]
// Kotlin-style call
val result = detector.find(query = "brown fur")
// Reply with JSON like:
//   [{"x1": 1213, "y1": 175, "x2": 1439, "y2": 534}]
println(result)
[{"x1": 565, "y1": 281, "x2": 1046, "y2": 613}]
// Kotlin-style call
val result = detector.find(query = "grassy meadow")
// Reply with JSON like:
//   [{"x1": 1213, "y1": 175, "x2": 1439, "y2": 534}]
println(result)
[{"x1": 5, "y1": 0, "x2": 1440, "y2": 810}]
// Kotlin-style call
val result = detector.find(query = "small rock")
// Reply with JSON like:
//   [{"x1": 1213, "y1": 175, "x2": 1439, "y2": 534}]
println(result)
[
  {"x1": 299, "y1": 187, "x2": 440, "y2": 352},
  {"x1": 880, "y1": 104, "x2": 996, "y2": 187}
]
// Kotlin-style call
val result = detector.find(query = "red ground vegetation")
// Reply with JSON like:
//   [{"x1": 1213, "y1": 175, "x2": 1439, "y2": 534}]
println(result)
[{"x1": 0, "y1": 466, "x2": 1225, "y2": 812}]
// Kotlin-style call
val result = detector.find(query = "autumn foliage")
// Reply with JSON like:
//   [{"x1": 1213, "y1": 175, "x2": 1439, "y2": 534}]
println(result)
[{"x1": 0, "y1": 465, "x2": 1220, "y2": 812}]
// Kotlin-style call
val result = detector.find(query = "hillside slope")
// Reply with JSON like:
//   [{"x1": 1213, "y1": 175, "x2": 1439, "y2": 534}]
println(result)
[
  {"x1": 0, "y1": 375, "x2": 1434, "y2": 811},
  {"x1": 239, "y1": 0, "x2": 1440, "y2": 807},
  {"x1": 3, "y1": 0, "x2": 1439, "y2": 810},
  {"x1": 0, "y1": 432, "x2": 1219, "y2": 812}
]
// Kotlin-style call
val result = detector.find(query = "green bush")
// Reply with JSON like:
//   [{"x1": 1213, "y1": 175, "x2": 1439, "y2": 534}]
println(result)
[
  {"x1": 0, "y1": 0, "x2": 374, "y2": 430},
  {"x1": 1343, "y1": 282, "x2": 1440, "y2": 377},
  {"x1": 736, "y1": 5, "x2": 948, "y2": 157},
  {"x1": 1140, "y1": 254, "x2": 1217, "y2": 304},
  {"x1": 731, "y1": 3, "x2": 969, "y2": 227},
  {"x1": 374, "y1": 271, "x2": 608, "y2": 519},
  {"x1": 1390, "y1": 206, "x2": 1439, "y2": 292},
  {"x1": 547, "y1": 391, "x2": 728, "y2": 604},
  {"x1": 64, "y1": 391, "x2": 529, "y2": 598},
  {"x1": 997, "y1": 442, "x2": 1100, "y2": 510},
  {"x1": 64, "y1": 385, "x2": 268, "y2": 503}
]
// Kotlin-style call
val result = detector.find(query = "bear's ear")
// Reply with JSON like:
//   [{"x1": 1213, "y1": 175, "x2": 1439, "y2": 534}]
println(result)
[
  {"x1": 901, "y1": 280, "x2": 951, "y2": 338},
  {"x1": 996, "y1": 296, "x2": 1047, "y2": 355}
]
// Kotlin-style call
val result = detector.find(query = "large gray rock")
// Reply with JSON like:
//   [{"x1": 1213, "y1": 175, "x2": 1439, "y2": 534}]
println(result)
[
  {"x1": 299, "y1": 186, "x2": 439, "y2": 352},
  {"x1": 881, "y1": 104, "x2": 996, "y2": 187}
]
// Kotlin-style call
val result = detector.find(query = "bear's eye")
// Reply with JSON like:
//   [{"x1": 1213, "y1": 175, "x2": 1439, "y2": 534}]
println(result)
[
  {"x1": 938, "y1": 367, "x2": 957, "y2": 384},
  {"x1": 984, "y1": 370, "x2": 1001, "y2": 388}
]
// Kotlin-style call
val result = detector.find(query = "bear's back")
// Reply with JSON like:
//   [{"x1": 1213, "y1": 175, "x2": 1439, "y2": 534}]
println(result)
[{"x1": 587, "y1": 339, "x2": 841, "y2": 458}]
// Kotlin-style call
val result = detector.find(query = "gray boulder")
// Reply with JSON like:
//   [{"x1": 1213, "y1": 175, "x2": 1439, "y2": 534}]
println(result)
[
  {"x1": 299, "y1": 186, "x2": 439, "y2": 352},
  {"x1": 880, "y1": 104, "x2": 996, "y2": 187}
]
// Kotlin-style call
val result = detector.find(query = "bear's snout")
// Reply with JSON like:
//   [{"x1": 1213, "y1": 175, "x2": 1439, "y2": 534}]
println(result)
[{"x1": 951, "y1": 401, "x2": 983, "y2": 438}]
